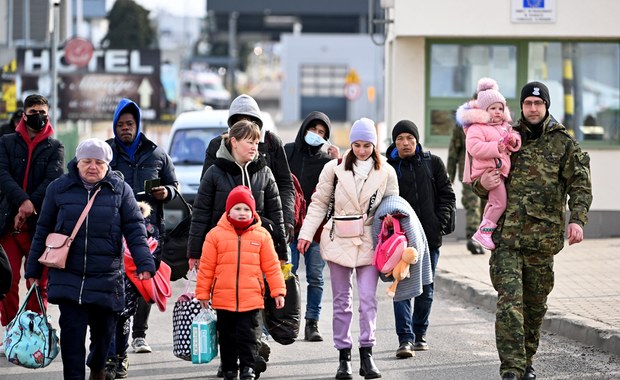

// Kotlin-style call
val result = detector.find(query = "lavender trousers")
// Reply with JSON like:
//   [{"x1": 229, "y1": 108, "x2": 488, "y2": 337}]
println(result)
[{"x1": 327, "y1": 261, "x2": 380, "y2": 350}]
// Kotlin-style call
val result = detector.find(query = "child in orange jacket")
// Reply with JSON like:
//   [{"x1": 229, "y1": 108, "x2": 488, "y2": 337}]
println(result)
[{"x1": 196, "y1": 185, "x2": 285, "y2": 380}]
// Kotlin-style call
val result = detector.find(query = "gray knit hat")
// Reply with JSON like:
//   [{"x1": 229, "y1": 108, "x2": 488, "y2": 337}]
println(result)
[
  {"x1": 76, "y1": 138, "x2": 112, "y2": 164},
  {"x1": 227, "y1": 94, "x2": 263, "y2": 128}
]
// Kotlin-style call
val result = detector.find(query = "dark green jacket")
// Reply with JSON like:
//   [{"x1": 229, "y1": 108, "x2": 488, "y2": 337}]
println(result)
[{"x1": 494, "y1": 115, "x2": 592, "y2": 254}]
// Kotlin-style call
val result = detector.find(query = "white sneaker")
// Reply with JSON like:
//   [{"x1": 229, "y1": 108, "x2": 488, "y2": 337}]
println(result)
[{"x1": 131, "y1": 337, "x2": 152, "y2": 353}]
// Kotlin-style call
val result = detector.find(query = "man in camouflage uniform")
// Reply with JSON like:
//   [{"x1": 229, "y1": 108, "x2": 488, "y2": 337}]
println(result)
[
  {"x1": 447, "y1": 122, "x2": 485, "y2": 255},
  {"x1": 476, "y1": 81, "x2": 592, "y2": 380}
]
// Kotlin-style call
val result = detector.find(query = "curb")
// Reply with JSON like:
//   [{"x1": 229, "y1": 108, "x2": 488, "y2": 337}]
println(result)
[{"x1": 435, "y1": 269, "x2": 620, "y2": 357}]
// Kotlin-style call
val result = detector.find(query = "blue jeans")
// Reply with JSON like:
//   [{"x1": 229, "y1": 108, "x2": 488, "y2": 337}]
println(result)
[
  {"x1": 290, "y1": 239, "x2": 325, "y2": 321},
  {"x1": 393, "y1": 248, "x2": 440, "y2": 344}
]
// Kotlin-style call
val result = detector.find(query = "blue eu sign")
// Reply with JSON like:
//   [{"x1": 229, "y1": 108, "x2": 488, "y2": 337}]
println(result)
[{"x1": 523, "y1": 0, "x2": 544, "y2": 7}]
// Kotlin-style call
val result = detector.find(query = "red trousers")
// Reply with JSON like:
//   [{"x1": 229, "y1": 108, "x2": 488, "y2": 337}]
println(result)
[{"x1": 0, "y1": 227, "x2": 48, "y2": 327}]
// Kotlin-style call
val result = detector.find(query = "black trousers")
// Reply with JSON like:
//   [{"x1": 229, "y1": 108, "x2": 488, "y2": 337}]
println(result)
[
  {"x1": 217, "y1": 309, "x2": 260, "y2": 373},
  {"x1": 132, "y1": 297, "x2": 151, "y2": 339},
  {"x1": 58, "y1": 301, "x2": 117, "y2": 380}
]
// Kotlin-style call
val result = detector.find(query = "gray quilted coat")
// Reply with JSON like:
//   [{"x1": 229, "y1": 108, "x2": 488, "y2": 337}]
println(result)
[{"x1": 372, "y1": 195, "x2": 433, "y2": 301}]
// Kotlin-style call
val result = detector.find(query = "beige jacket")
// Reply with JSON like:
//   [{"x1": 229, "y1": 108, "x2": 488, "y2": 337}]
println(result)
[{"x1": 298, "y1": 151, "x2": 399, "y2": 268}]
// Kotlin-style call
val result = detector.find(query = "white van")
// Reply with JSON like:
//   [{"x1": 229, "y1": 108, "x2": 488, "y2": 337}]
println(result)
[{"x1": 165, "y1": 108, "x2": 276, "y2": 229}]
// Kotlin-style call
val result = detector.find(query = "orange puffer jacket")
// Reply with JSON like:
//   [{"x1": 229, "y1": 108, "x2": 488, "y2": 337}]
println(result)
[{"x1": 196, "y1": 212, "x2": 286, "y2": 312}]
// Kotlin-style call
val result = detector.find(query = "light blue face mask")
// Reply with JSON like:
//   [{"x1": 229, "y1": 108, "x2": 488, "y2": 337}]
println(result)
[{"x1": 304, "y1": 131, "x2": 327, "y2": 146}]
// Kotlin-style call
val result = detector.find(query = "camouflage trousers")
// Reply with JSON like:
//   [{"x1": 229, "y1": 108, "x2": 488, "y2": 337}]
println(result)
[
  {"x1": 489, "y1": 247, "x2": 554, "y2": 377},
  {"x1": 462, "y1": 182, "x2": 483, "y2": 239}
]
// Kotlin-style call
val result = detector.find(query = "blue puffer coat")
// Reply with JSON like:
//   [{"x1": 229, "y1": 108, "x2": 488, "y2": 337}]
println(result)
[{"x1": 25, "y1": 159, "x2": 156, "y2": 312}]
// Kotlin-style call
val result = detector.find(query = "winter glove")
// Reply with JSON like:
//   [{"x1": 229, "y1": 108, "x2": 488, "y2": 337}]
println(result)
[{"x1": 285, "y1": 223, "x2": 295, "y2": 244}]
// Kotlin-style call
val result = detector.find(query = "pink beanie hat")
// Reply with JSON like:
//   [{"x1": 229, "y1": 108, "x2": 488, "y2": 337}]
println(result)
[{"x1": 476, "y1": 78, "x2": 506, "y2": 111}]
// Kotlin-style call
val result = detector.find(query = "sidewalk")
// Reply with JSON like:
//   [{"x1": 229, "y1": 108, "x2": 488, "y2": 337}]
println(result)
[{"x1": 435, "y1": 237, "x2": 620, "y2": 356}]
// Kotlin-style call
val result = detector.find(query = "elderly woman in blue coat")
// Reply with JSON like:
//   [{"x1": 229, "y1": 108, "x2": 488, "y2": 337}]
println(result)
[{"x1": 26, "y1": 138, "x2": 155, "y2": 380}]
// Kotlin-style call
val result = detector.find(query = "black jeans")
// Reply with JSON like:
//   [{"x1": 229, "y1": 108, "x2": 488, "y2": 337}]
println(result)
[
  {"x1": 58, "y1": 301, "x2": 117, "y2": 380},
  {"x1": 132, "y1": 297, "x2": 151, "y2": 339},
  {"x1": 217, "y1": 309, "x2": 260, "y2": 373}
]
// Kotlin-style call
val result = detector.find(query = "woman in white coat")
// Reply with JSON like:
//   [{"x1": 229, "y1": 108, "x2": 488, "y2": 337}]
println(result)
[{"x1": 298, "y1": 118, "x2": 399, "y2": 380}]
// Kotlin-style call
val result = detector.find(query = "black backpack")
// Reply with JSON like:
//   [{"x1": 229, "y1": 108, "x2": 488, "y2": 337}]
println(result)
[{"x1": 162, "y1": 194, "x2": 192, "y2": 281}]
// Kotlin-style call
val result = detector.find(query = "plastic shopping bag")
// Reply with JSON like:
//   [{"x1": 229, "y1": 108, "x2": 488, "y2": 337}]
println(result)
[{"x1": 190, "y1": 307, "x2": 218, "y2": 364}]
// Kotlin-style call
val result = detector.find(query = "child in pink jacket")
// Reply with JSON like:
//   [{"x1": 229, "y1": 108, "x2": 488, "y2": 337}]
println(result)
[{"x1": 456, "y1": 78, "x2": 521, "y2": 250}]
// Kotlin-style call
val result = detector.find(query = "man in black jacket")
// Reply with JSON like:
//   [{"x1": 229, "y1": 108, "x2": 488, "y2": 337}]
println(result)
[
  {"x1": 0, "y1": 94, "x2": 64, "y2": 332},
  {"x1": 386, "y1": 120, "x2": 456, "y2": 358},
  {"x1": 105, "y1": 98, "x2": 179, "y2": 378},
  {"x1": 285, "y1": 111, "x2": 339, "y2": 342},
  {"x1": 202, "y1": 94, "x2": 295, "y2": 243}
]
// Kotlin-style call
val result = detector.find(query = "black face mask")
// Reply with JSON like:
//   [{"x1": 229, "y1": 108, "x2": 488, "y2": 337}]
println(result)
[{"x1": 25, "y1": 114, "x2": 48, "y2": 131}]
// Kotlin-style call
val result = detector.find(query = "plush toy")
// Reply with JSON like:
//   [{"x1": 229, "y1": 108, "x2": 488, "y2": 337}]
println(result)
[{"x1": 385, "y1": 246, "x2": 418, "y2": 298}]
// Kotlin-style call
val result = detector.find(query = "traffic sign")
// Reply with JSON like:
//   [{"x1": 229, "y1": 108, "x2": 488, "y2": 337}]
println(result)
[
  {"x1": 64, "y1": 37, "x2": 94, "y2": 68},
  {"x1": 345, "y1": 69, "x2": 361, "y2": 85},
  {"x1": 344, "y1": 83, "x2": 361, "y2": 100}
]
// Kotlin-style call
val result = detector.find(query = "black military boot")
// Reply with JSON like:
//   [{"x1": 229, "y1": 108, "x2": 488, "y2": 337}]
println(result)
[
  {"x1": 304, "y1": 319, "x2": 323, "y2": 342},
  {"x1": 335, "y1": 348, "x2": 352, "y2": 379},
  {"x1": 523, "y1": 365, "x2": 536, "y2": 380},
  {"x1": 359, "y1": 347, "x2": 381, "y2": 379}
]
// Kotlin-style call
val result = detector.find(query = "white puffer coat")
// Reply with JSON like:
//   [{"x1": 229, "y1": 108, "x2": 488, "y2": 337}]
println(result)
[{"x1": 298, "y1": 151, "x2": 399, "y2": 268}]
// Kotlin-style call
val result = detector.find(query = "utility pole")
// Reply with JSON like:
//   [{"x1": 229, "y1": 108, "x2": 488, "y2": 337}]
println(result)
[
  {"x1": 51, "y1": 0, "x2": 61, "y2": 133},
  {"x1": 227, "y1": 11, "x2": 238, "y2": 98},
  {"x1": 24, "y1": 0, "x2": 30, "y2": 47}
]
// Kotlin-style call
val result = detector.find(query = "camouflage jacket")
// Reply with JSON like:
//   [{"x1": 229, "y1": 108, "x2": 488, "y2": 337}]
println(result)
[
  {"x1": 495, "y1": 115, "x2": 592, "y2": 255},
  {"x1": 447, "y1": 125, "x2": 466, "y2": 183}
]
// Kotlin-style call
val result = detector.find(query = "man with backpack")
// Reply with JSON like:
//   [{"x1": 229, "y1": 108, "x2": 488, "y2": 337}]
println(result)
[
  {"x1": 285, "y1": 111, "x2": 339, "y2": 342},
  {"x1": 386, "y1": 120, "x2": 456, "y2": 358}
]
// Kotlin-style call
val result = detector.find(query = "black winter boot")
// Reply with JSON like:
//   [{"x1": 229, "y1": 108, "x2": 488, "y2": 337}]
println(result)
[
  {"x1": 335, "y1": 348, "x2": 353, "y2": 379},
  {"x1": 304, "y1": 319, "x2": 323, "y2": 341},
  {"x1": 359, "y1": 347, "x2": 381, "y2": 379}
]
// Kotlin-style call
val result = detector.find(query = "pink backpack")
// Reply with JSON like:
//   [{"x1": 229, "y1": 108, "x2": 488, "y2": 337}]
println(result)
[{"x1": 373, "y1": 217, "x2": 407, "y2": 273}]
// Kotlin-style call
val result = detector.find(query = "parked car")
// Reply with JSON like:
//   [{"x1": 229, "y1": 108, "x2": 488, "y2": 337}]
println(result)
[
  {"x1": 164, "y1": 108, "x2": 276, "y2": 231},
  {"x1": 180, "y1": 71, "x2": 231, "y2": 111}
]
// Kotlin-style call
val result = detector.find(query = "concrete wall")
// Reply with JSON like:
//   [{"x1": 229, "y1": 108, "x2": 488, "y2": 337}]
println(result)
[
  {"x1": 385, "y1": 0, "x2": 620, "y2": 237},
  {"x1": 280, "y1": 33, "x2": 384, "y2": 123},
  {"x1": 392, "y1": 0, "x2": 620, "y2": 38}
]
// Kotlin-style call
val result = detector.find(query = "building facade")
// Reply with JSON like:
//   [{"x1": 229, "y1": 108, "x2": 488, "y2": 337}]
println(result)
[{"x1": 384, "y1": 0, "x2": 620, "y2": 237}]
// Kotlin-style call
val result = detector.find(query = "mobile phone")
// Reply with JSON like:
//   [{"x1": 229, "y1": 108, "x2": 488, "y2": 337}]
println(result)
[{"x1": 144, "y1": 178, "x2": 161, "y2": 193}]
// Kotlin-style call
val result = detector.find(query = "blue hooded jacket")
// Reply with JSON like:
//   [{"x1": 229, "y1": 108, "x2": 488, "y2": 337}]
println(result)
[
  {"x1": 107, "y1": 99, "x2": 179, "y2": 234},
  {"x1": 113, "y1": 98, "x2": 142, "y2": 162}
]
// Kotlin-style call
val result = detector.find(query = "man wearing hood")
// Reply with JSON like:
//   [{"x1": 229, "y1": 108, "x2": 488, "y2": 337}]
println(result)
[
  {"x1": 284, "y1": 111, "x2": 339, "y2": 342},
  {"x1": 0, "y1": 94, "x2": 64, "y2": 341},
  {"x1": 201, "y1": 94, "x2": 295, "y2": 244},
  {"x1": 475, "y1": 82, "x2": 592, "y2": 380},
  {"x1": 106, "y1": 98, "x2": 179, "y2": 373},
  {"x1": 386, "y1": 120, "x2": 456, "y2": 358}
]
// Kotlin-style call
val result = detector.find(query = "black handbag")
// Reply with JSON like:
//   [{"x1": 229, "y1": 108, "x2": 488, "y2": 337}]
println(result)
[
  {"x1": 163, "y1": 193, "x2": 192, "y2": 281},
  {"x1": 262, "y1": 271, "x2": 301, "y2": 345}
]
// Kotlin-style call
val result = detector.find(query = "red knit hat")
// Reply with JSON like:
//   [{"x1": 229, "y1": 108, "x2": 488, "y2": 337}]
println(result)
[{"x1": 226, "y1": 186, "x2": 256, "y2": 214}]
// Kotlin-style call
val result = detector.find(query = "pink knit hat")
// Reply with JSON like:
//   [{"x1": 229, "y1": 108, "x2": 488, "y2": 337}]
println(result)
[{"x1": 476, "y1": 78, "x2": 506, "y2": 111}]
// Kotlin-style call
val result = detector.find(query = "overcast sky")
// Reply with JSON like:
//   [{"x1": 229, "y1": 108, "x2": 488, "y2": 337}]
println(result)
[{"x1": 107, "y1": 0, "x2": 206, "y2": 18}]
